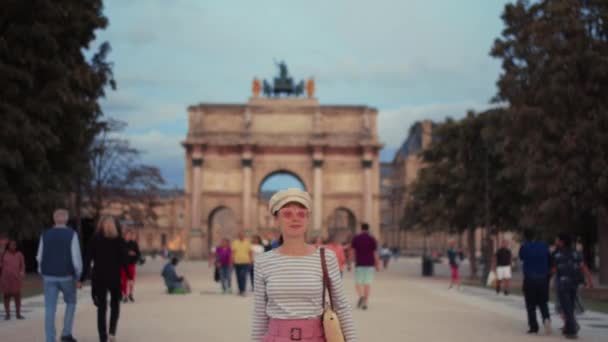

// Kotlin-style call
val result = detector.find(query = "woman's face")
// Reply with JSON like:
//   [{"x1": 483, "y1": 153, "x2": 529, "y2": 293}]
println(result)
[
  {"x1": 8, "y1": 241, "x2": 16, "y2": 252},
  {"x1": 276, "y1": 202, "x2": 310, "y2": 240}
]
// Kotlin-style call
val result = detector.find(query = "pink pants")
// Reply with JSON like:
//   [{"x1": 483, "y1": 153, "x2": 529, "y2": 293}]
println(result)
[{"x1": 263, "y1": 318, "x2": 325, "y2": 342}]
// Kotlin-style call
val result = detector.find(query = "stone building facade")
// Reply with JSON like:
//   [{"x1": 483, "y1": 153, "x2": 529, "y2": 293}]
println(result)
[
  {"x1": 99, "y1": 194, "x2": 187, "y2": 254},
  {"x1": 381, "y1": 120, "x2": 515, "y2": 256},
  {"x1": 183, "y1": 97, "x2": 383, "y2": 258}
]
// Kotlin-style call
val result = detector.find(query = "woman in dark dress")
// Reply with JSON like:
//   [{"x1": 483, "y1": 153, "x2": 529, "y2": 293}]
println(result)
[
  {"x1": 122, "y1": 230, "x2": 141, "y2": 303},
  {"x1": 82, "y1": 216, "x2": 131, "y2": 342}
]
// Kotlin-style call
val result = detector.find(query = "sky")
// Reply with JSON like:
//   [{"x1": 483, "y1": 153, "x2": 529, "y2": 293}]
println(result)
[{"x1": 93, "y1": 0, "x2": 511, "y2": 188}]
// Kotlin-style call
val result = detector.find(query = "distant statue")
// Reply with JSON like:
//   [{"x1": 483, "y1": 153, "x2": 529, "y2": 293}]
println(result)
[
  {"x1": 262, "y1": 80, "x2": 272, "y2": 97},
  {"x1": 252, "y1": 78, "x2": 261, "y2": 98},
  {"x1": 294, "y1": 80, "x2": 305, "y2": 96},
  {"x1": 306, "y1": 78, "x2": 315, "y2": 98},
  {"x1": 276, "y1": 60, "x2": 288, "y2": 79},
  {"x1": 260, "y1": 61, "x2": 306, "y2": 97}
]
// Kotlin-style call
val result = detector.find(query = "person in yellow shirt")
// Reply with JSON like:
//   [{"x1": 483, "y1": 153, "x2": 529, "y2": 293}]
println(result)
[{"x1": 232, "y1": 231, "x2": 252, "y2": 296}]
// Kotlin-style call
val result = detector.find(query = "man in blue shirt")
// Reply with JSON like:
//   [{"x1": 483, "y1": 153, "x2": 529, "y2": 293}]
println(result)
[
  {"x1": 518, "y1": 229, "x2": 551, "y2": 335},
  {"x1": 37, "y1": 209, "x2": 82, "y2": 342}
]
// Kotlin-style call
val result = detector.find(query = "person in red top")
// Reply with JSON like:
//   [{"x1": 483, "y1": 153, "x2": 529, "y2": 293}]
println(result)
[
  {"x1": 1, "y1": 240, "x2": 25, "y2": 320},
  {"x1": 349, "y1": 223, "x2": 380, "y2": 310},
  {"x1": 324, "y1": 234, "x2": 346, "y2": 277}
]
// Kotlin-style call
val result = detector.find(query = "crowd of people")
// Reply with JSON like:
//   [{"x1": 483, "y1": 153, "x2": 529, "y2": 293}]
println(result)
[
  {"x1": 31, "y1": 209, "x2": 142, "y2": 342},
  {"x1": 443, "y1": 228, "x2": 595, "y2": 340},
  {"x1": 0, "y1": 195, "x2": 601, "y2": 341},
  {"x1": 206, "y1": 220, "x2": 385, "y2": 313}
]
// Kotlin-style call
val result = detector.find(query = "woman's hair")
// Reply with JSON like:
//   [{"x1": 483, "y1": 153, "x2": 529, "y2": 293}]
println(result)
[{"x1": 96, "y1": 215, "x2": 120, "y2": 239}]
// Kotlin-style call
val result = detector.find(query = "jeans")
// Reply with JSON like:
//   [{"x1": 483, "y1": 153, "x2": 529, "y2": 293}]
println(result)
[
  {"x1": 234, "y1": 264, "x2": 250, "y2": 294},
  {"x1": 93, "y1": 284, "x2": 121, "y2": 341},
  {"x1": 523, "y1": 275, "x2": 550, "y2": 331},
  {"x1": 558, "y1": 281, "x2": 578, "y2": 335},
  {"x1": 219, "y1": 266, "x2": 232, "y2": 291},
  {"x1": 44, "y1": 278, "x2": 77, "y2": 342}
]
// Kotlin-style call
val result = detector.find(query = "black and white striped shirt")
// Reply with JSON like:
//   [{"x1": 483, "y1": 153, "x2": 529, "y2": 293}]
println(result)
[{"x1": 251, "y1": 248, "x2": 356, "y2": 341}]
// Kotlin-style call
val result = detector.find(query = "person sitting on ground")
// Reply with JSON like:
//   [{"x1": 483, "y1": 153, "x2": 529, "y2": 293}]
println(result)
[{"x1": 161, "y1": 257, "x2": 190, "y2": 294}]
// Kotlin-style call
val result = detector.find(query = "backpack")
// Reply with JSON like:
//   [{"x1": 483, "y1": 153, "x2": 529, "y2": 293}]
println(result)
[{"x1": 555, "y1": 249, "x2": 584, "y2": 286}]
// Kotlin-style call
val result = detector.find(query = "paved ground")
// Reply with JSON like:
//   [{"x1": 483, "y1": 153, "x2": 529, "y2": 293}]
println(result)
[{"x1": 2, "y1": 257, "x2": 608, "y2": 341}]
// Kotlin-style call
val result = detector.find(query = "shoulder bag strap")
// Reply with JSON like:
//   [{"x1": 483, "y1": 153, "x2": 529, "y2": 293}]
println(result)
[{"x1": 320, "y1": 247, "x2": 334, "y2": 310}]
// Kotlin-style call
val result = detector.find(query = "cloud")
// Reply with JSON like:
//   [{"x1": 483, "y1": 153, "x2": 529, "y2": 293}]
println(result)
[
  {"x1": 127, "y1": 130, "x2": 183, "y2": 161},
  {"x1": 102, "y1": 90, "x2": 185, "y2": 130},
  {"x1": 127, "y1": 130, "x2": 185, "y2": 187},
  {"x1": 378, "y1": 101, "x2": 496, "y2": 148}
]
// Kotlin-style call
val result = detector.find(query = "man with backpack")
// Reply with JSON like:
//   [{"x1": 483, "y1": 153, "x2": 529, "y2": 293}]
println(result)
[{"x1": 552, "y1": 233, "x2": 594, "y2": 339}]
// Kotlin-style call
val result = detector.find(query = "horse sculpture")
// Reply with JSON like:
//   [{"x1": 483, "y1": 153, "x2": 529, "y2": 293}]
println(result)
[{"x1": 262, "y1": 61, "x2": 305, "y2": 98}]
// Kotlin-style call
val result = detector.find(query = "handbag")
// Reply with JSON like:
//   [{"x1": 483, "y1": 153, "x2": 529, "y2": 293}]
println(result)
[
  {"x1": 320, "y1": 248, "x2": 345, "y2": 342},
  {"x1": 486, "y1": 270, "x2": 497, "y2": 288}
]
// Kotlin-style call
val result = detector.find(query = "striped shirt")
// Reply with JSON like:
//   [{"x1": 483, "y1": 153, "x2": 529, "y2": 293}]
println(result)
[{"x1": 251, "y1": 248, "x2": 356, "y2": 341}]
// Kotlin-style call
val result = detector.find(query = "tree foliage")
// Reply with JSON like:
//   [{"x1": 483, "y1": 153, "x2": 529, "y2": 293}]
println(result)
[
  {"x1": 404, "y1": 110, "x2": 525, "y2": 278},
  {"x1": 491, "y1": 0, "x2": 608, "y2": 281},
  {"x1": 0, "y1": 0, "x2": 114, "y2": 237}
]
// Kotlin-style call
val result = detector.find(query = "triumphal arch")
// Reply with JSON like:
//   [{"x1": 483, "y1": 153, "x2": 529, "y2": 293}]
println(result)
[{"x1": 182, "y1": 63, "x2": 383, "y2": 258}]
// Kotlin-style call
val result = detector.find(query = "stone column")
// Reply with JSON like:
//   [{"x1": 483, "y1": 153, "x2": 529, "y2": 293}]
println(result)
[
  {"x1": 362, "y1": 149, "x2": 373, "y2": 225},
  {"x1": 188, "y1": 146, "x2": 204, "y2": 259},
  {"x1": 242, "y1": 147, "x2": 253, "y2": 230},
  {"x1": 312, "y1": 147, "x2": 324, "y2": 232}
]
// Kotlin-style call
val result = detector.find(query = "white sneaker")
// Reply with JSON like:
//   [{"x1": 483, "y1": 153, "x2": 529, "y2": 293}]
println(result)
[{"x1": 109, "y1": 335, "x2": 116, "y2": 342}]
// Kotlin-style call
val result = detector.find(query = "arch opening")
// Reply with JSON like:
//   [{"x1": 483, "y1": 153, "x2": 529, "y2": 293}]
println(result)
[
  {"x1": 207, "y1": 206, "x2": 238, "y2": 249},
  {"x1": 327, "y1": 207, "x2": 357, "y2": 243}
]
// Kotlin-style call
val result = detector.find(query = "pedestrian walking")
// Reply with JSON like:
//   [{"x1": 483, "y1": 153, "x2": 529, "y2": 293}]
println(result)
[
  {"x1": 37, "y1": 209, "x2": 82, "y2": 342},
  {"x1": 552, "y1": 233, "x2": 594, "y2": 339},
  {"x1": 262, "y1": 231, "x2": 274, "y2": 252},
  {"x1": 325, "y1": 234, "x2": 347, "y2": 277},
  {"x1": 251, "y1": 188, "x2": 356, "y2": 341},
  {"x1": 249, "y1": 235, "x2": 265, "y2": 290},
  {"x1": 231, "y1": 231, "x2": 252, "y2": 296},
  {"x1": 379, "y1": 244, "x2": 392, "y2": 269},
  {"x1": 446, "y1": 240, "x2": 462, "y2": 290},
  {"x1": 350, "y1": 223, "x2": 380, "y2": 310},
  {"x1": 209, "y1": 238, "x2": 232, "y2": 293},
  {"x1": 1, "y1": 239, "x2": 25, "y2": 320},
  {"x1": 121, "y1": 230, "x2": 141, "y2": 303},
  {"x1": 493, "y1": 240, "x2": 512, "y2": 295},
  {"x1": 519, "y1": 229, "x2": 552, "y2": 335},
  {"x1": 82, "y1": 216, "x2": 131, "y2": 342}
]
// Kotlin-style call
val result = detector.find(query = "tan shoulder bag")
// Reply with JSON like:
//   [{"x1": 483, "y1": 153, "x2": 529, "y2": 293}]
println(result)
[{"x1": 320, "y1": 248, "x2": 345, "y2": 342}]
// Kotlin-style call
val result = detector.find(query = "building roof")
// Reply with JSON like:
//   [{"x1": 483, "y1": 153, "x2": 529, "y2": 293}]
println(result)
[{"x1": 393, "y1": 121, "x2": 437, "y2": 163}]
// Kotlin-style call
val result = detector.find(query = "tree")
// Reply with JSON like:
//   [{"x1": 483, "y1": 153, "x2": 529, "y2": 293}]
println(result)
[
  {"x1": 403, "y1": 110, "x2": 525, "y2": 280},
  {"x1": 491, "y1": 0, "x2": 608, "y2": 282},
  {"x1": 86, "y1": 119, "x2": 165, "y2": 225},
  {"x1": 0, "y1": 1, "x2": 114, "y2": 237}
]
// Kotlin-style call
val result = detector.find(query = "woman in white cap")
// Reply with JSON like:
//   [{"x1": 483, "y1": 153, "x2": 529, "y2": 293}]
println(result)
[{"x1": 251, "y1": 188, "x2": 356, "y2": 341}]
